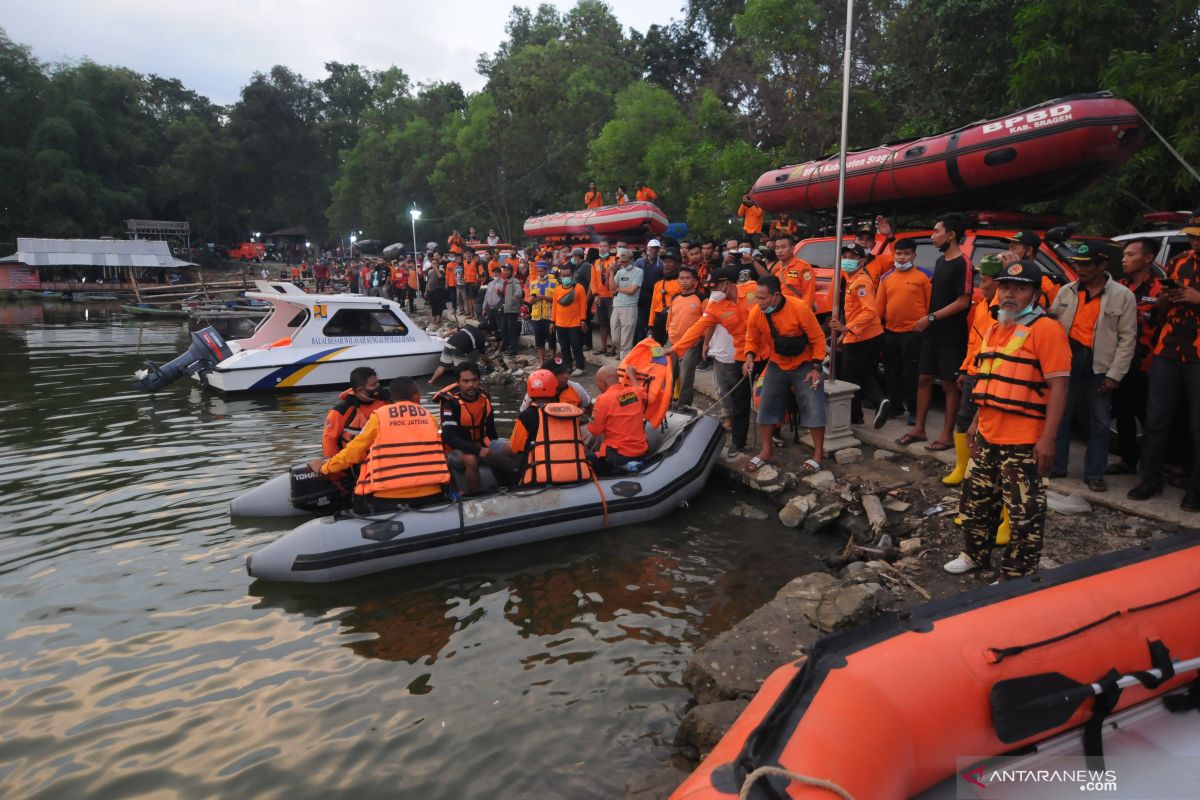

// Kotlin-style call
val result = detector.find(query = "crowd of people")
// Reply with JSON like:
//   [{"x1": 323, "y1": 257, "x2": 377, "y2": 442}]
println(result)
[{"x1": 292, "y1": 199, "x2": 1200, "y2": 582}]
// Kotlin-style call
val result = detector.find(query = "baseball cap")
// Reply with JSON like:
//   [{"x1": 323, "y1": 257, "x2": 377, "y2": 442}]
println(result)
[
  {"x1": 995, "y1": 259, "x2": 1042, "y2": 284},
  {"x1": 646, "y1": 239, "x2": 662, "y2": 248},
  {"x1": 1068, "y1": 242, "x2": 1109, "y2": 263},
  {"x1": 1008, "y1": 230, "x2": 1042, "y2": 249},
  {"x1": 856, "y1": 222, "x2": 873, "y2": 234},
  {"x1": 534, "y1": 260, "x2": 549, "y2": 270},
  {"x1": 840, "y1": 243, "x2": 867, "y2": 258},
  {"x1": 1182, "y1": 211, "x2": 1200, "y2": 237},
  {"x1": 571, "y1": 247, "x2": 585, "y2": 256},
  {"x1": 662, "y1": 248, "x2": 681, "y2": 261},
  {"x1": 977, "y1": 254, "x2": 1004, "y2": 277},
  {"x1": 707, "y1": 265, "x2": 741, "y2": 285}
]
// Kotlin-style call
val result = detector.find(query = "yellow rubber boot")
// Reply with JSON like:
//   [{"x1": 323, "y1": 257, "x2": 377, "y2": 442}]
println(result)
[
  {"x1": 942, "y1": 431, "x2": 971, "y2": 485},
  {"x1": 995, "y1": 506, "x2": 1011, "y2": 545}
]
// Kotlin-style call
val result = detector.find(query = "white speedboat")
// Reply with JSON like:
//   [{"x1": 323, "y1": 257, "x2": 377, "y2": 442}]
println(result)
[{"x1": 135, "y1": 281, "x2": 443, "y2": 393}]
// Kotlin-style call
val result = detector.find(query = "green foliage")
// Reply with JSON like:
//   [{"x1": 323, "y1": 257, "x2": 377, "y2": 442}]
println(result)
[{"x1": 0, "y1": 0, "x2": 1197, "y2": 250}]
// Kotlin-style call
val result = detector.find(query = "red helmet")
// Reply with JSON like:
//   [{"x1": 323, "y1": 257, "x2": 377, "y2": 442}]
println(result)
[{"x1": 527, "y1": 369, "x2": 557, "y2": 399}]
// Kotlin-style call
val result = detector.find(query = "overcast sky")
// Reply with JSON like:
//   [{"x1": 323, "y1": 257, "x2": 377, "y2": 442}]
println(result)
[{"x1": 5, "y1": 0, "x2": 680, "y2": 104}]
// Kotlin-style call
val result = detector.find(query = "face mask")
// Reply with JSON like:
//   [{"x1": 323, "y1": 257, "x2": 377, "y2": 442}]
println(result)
[
  {"x1": 893, "y1": 257, "x2": 914, "y2": 271},
  {"x1": 709, "y1": 290, "x2": 727, "y2": 302},
  {"x1": 364, "y1": 387, "x2": 381, "y2": 399},
  {"x1": 840, "y1": 258, "x2": 860, "y2": 272},
  {"x1": 762, "y1": 298, "x2": 779, "y2": 314},
  {"x1": 561, "y1": 277, "x2": 573, "y2": 286}
]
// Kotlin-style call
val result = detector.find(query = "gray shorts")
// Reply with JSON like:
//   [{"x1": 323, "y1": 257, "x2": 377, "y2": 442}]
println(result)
[
  {"x1": 439, "y1": 345, "x2": 472, "y2": 369},
  {"x1": 757, "y1": 361, "x2": 826, "y2": 427}
]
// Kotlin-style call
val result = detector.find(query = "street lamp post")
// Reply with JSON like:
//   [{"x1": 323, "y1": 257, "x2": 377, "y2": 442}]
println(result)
[{"x1": 410, "y1": 205, "x2": 421, "y2": 266}]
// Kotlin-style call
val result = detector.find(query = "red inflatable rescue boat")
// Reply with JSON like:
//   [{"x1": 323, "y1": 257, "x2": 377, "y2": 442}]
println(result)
[
  {"x1": 671, "y1": 533, "x2": 1200, "y2": 799},
  {"x1": 750, "y1": 93, "x2": 1143, "y2": 215},
  {"x1": 524, "y1": 201, "x2": 669, "y2": 239}
]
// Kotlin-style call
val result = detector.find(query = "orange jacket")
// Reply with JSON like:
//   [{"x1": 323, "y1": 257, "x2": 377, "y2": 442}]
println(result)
[
  {"x1": 961, "y1": 296, "x2": 997, "y2": 374},
  {"x1": 737, "y1": 203, "x2": 763, "y2": 234},
  {"x1": 587, "y1": 384, "x2": 649, "y2": 458},
  {"x1": 841, "y1": 271, "x2": 884, "y2": 344},
  {"x1": 666, "y1": 291, "x2": 704, "y2": 345},
  {"x1": 876, "y1": 266, "x2": 932, "y2": 333},
  {"x1": 746, "y1": 295, "x2": 827, "y2": 370},
  {"x1": 591, "y1": 256, "x2": 615, "y2": 298},
  {"x1": 772, "y1": 258, "x2": 817, "y2": 312},
  {"x1": 584, "y1": 190, "x2": 603, "y2": 209},
  {"x1": 322, "y1": 403, "x2": 449, "y2": 498},
  {"x1": 551, "y1": 283, "x2": 588, "y2": 328},
  {"x1": 649, "y1": 276, "x2": 682, "y2": 322},
  {"x1": 974, "y1": 315, "x2": 1072, "y2": 445},
  {"x1": 636, "y1": 186, "x2": 657, "y2": 202},
  {"x1": 322, "y1": 388, "x2": 388, "y2": 457},
  {"x1": 517, "y1": 403, "x2": 595, "y2": 485}
]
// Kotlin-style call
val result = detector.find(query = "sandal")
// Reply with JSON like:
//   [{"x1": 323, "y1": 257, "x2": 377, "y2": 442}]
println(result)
[
  {"x1": 895, "y1": 433, "x2": 927, "y2": 446},
  {"x1": 746, "y1": 456, "x2": 771, "y2": 473},
  {"x1": 801, "y1": 458, "x2": 822, "y2": 474},
  {"x1": 924, "y1": 440, "x2": 953, "y2": 452}
]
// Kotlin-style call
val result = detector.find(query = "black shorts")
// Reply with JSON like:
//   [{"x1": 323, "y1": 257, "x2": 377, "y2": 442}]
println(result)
[
  {"x1": 531, "y1": 319, "x2": 552, "y2": 347},
  {"x1": 593, "y1": 296, "x2": 612, "y2": 328},
  {"x1": 918, "y1": 335, "x2": 966, "y2": 382}
]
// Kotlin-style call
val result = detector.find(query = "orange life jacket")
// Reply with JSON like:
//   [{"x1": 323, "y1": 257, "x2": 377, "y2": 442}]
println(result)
[
  {"x1": 433, "y1": 383, "x2": 494, "y2": 449},
  {"x1": 520, "y1": 403, "x2": 595, "y2": 486},
  {"x1": 323, "y1": 388, "x2": 388, "y2": 457},
  {"x1": 356, "y1": 402, "x2": 451, "y2": 495},
  {"x1": 972, "y1": 316, "x2": 1052, "y2": 420}
]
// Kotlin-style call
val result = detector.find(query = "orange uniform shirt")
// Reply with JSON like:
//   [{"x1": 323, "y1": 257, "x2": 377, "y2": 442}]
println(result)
[
  {"x1": 977, "y1": 319, "x2": 1072, "y2": 445},
  {"x1": 673, "y1": 295, "x2": 749, "y2": 361},
  {"x1": 1068, "y1": 287, "x2": 1104, "y2": 348},
  {"x1": 446, "y1": 263, "x2": 457, "y2": 288},
  {"x1": 769, "y1": 218, "x2": 797, "y2": 237},
  {"x1": 745, "y1": 295, "x2": 827, "y2": 370},
  {"x1": 772, "y1": 258, "x2": 817, "y2": 312},
  {"x1": 636, "y1": 186, "x2": 657, "y2": 202},
  {"x1": 591, "y1": 256, "x2": 615, "y2": 298},
  {"x1": 876, "y1": 267, "x2": 932, "y2": 333},
  {"x1": 738, "y1": 203, "x2": 763, "y2": 235},
  {"x1": 463, "y1": 258, "x2": 479, "y2": 284},
  {"x1": 649, "y1": 277, "x2": 682, "y2": 321},
  {"x1": 587, "y1": 384, "x2": 649, "y2": 457},
  {"x1": 961, "y1": 296, "x2": 997, "y2": 374},
  {"x1": 841, "y1": 272, "x2": 884, "y2": 344},
  {"x1": 321, "y1": 415, "x2": 441, "y2": 499},
  {"x1": 584, "y1": 190, "x2": 603, "y2": 209},
  {"x1": 551, "y1": 283, "x2": 588, "y2": 328},
  {"x1": 666, "y1": 291, "x2": 704, "y2": 344}
]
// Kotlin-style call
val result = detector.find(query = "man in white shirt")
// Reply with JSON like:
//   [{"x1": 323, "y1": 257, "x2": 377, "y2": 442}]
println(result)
[{"x1": 608, "y1": 247, "x2": 643, "y2": 358}]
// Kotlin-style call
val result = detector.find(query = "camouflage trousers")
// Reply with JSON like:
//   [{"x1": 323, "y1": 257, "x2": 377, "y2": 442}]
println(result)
[{"x1": 960, "y1": 440, "x2": 1046, "y2": 577}]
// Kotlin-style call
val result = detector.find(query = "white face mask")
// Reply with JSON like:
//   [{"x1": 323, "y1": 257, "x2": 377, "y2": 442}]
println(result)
[
  {"x1": 893, "y1": 256, "x2": 915, "y2": 271},
  {"x1": 708, "y1": 290, "x2": 727, "y2": 302}
]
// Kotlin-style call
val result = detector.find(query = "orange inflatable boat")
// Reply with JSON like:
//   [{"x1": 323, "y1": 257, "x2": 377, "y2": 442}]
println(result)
[
  {"x1": 619, "y1": 337, "x2": 674, "y2": 427},
  {"x1": 672, "y1": 533, "x2": 1200, "y2": 799}
]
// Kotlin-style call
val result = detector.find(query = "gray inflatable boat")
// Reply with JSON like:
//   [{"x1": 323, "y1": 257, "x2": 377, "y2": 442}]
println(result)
[{"x1": 244, "y1": 410, "x2": 723, "y2": 583}]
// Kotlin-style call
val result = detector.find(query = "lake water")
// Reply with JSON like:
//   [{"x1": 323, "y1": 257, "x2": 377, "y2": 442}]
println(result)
[{"x1": 0, "y1": 302, "x2": 826, "y2": 799}]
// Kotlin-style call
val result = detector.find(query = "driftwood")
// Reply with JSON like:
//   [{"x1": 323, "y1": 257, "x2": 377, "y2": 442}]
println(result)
[
  {"x1": 877, "y1": 563, "x2": 932, "y2": 600},
  {"x1": 861, "y1": 492, "x2": 887, "y2": 534}
]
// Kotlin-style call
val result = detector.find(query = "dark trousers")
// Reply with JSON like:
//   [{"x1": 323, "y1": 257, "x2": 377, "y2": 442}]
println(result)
[
  {"x1": 501, "y1": 312, "x2": 520, "y2": 353},
  {"x1": 715, "y1": 360, "x2": 751, "y2": 449},
  {"x1": 1112, "y1": 368, "x2": 1148, "y2": 468},
  {"x1": 961, "y1": 441, "x2": 1045, "y2": 577},
  {"x1": 556, "y1": 326, "x2": 584, "y2": 371},
  {"x1": 1140, "y1": 355, "x2": 1200, "y2": 491},
  {"x1": 634, "y1": 303, "x2": 651, "y2": 344},
  {"x1": 1052, "y1": 340, "x2": 1112, "y2": 481},
  {"x1": 841, "y1": 335, "x2": 883, "y2": 423},
  {"x1": 882, "y1": 330, "x2": 920, "y2": 414}
]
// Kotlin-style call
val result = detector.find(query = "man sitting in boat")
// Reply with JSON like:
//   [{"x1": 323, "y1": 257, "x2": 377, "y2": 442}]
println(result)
[
  {"x1": 322, "y1": 367, "x2": 391, "y2": 457},
  {"x1": 587, "y1": 365, "x2": 649, "y2": 475},
  {"x1": 429, "y1": 324, "x2": 489, "y2": 383},
  {"x1": 433, "y1": 363, "x2": 514, "y2": 493},
  {"x1": 309, "y1": 377, "x2": 451, "y2": 513},
  {"x1": 500, "y1": 369, "x2": 595, "y2": 486},
  {"x1": 519, "y1": 358, "x2": 593, "y2": 415}
]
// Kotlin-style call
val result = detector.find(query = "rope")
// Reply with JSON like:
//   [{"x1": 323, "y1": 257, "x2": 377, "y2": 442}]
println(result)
[
  {"x1": 590, "y1": 471, "x2": 609, "y2": 528},
  {"x1": 738, "y1": 766, "x2": 856, "y2": 800},
  {"x1": 1139, "y1": 112, "x2": 1200, "y2": 184},
  {"x1": 661, "y1": 373, "x2": 746, "y2": 440}
]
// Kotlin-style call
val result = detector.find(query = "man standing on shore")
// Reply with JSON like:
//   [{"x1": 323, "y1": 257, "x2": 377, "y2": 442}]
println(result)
[
  {"x1": 945, "y1": 260, "x2": 1070, "y2": 579},
  {"x1": 1109, "y1": 238, "x2": 1164, "y2": 475},
  {"x1": 609, "y1": 247, "x2": 643, "y2": 359}
]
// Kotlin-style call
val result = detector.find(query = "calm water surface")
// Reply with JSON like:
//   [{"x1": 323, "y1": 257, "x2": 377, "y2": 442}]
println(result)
[{"x1": 0, "y1": 302, "x2": 826, "y2": 799}]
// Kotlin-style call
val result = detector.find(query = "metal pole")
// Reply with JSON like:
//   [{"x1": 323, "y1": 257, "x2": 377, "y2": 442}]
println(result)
[
  {"x1": 829, "y1": 0, "x2": 854, "y2": 382},
  {"x1": 410, "y1": 210, "x2": 418, "y2": 268}
]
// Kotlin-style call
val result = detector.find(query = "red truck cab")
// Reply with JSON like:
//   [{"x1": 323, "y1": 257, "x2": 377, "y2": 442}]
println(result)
[{"x1": 226, "y1": 242, "x2": 266, "y2": 261}]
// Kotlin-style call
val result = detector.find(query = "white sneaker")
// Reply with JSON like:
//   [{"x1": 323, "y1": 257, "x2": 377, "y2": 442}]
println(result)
[
  {"x1": 571, "y1": 368, "x2": 584, "y2": 377},
  {"x1": 944, "y1": 553, "x2": 981, "y2": 574}
]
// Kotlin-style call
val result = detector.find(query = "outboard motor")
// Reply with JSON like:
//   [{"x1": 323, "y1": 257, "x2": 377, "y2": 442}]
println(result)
[
  {"x1": 289, "y1": 463, "x2": 351, "y2": 513},
  {"x1": 134, "y1": 326, "x2": 232, "y2": 391}
]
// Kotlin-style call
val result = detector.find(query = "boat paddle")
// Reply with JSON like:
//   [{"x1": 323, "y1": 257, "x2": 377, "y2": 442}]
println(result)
[{"x1": 989, "y1": 653, "x2": 1200, "y2": 743}]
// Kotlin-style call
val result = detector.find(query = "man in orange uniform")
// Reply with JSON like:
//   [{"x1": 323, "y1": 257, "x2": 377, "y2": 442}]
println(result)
[
  {"x1": 435, "y1": 363, "x2": 511, "y2": 493},
  {"x1": 309, "y1": 377, "x2": 450, "y2": 513},
  {"x1": 665, "y1": 265, "x2": 704, "y2": 406},
  {"x1": 584, "y1": 181, "x2": 603, "y2": 209},
  {"x1": 322, "y1": 367, "x2": 391, "y2": 457},
  {"x1": 737, "y1": 194, "x2": 764, "y2": 246},
  {"x1": 830, "y1": 244, "x2": 888, "y2": 428},
  {"x1": 667, "y1": 266, "x2": 752, "y2": 456},
  {"x1": 590, "y1": 242, "x2": 617, "y2": 356},
  {"x1": 945, "y1": 260, "x2": 1070, "y2": 578},
  {"x1": 1129, "y1": 213, "x2": 1200, "y2": 509},
  {"x1": 551, "y1": 262, "x2": 588, "y2": 376},
  {"x1": 648, "y1": 248, "x2": 684, "y2": 344},
  {"x1": 769, "y1": 213, "x2": 797, "y2": 239},
  {"x1": 447, "y1": 229, "x2": 465, "y2": 255},
  {"x1": 635, "y1": 182, "x2": 657, "y2": 202},
  {"x1": 744, "y1": 274, "x2": 828, "y2": 474},
  {"x1": 1000, "y1": 230, "x2": 1060, "y2": 306},
  {"x1": 502, "y1": 370, "x2": 595, "y2": 486},
  {"x1": 588, "y1": 365, "x2": 649, "y2": 475},
  {"x1": 770, "y1": 235, "x2": 816, "y2": 312},
  {"x1": 876, "y1": 237, "x2": 931, "y2": 425}
]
